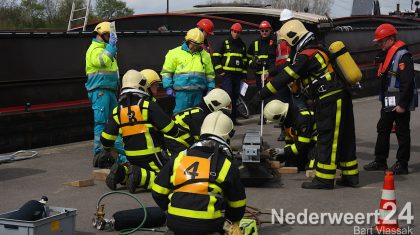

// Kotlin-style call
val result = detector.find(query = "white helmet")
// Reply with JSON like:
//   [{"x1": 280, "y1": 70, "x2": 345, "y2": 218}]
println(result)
[
  {"x1": 279, "y1": 19, "x2": 309, "y2": 46},
  {"x1": 201, "y1": 111, "x2": 235, "y2": 143},
  {"x1": 280, "y1": 9, "x2": 294, "y2": 22},
  {"x1": 122, "y1": 70, "x2": 148, "y2": 91},
  {"x1": 203, "y1": 88, "x2": 232, "y2": 112},
  {"x1": 264, "y1": 100, "x2": 289, "y2": 123}
]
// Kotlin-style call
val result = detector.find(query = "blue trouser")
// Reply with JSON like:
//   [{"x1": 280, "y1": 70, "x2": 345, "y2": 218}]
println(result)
[
  {"x1": 88, "y1": 89, "x2": 127, "y2": 164},
  {"x1": 221, "y1": 73, "x2": 243, "y2": 121},
  {"x1": 173, "y1": 90, "x2": 203, "y2": 114}
]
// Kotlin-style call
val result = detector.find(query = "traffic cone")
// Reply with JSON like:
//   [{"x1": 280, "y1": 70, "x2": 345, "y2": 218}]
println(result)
[{"x1": 374, "y1": 171, "x2": 399, "y2": 234}]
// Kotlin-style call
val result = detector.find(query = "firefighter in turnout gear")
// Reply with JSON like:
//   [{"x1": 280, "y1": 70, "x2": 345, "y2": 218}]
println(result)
[
  {"x1": 152, "y1": 111, "x2": 246, "y2": 235},
  {"x1": 251, "y1": 20, "x2": 359, "y2": 189},
  {"x1": 264, "y1": 99, "x2": 317, "y2": 171},
  {"x1": 363, "y1": 23, "x2": 417, "y2": 175},
  {"x1": 213, "y1": 23, "x2": 247, "y2": 125},
  {"x1": 247, "y1": 20, "x2": 277, "y2": 90},
  {"x1": 86, "y1": 21, "x2": 128, "y2": 167},
  {"x1": 164, "y1": 88, "x2": 232, "y2": 157},
  {"x1": 100, "y1": 70, "x2": 180, "y2": 193}
]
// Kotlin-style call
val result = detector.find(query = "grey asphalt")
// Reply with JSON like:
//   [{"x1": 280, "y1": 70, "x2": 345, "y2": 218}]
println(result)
[{"x1": 0, "y1": 96, "x2": 419, "y2": 235}]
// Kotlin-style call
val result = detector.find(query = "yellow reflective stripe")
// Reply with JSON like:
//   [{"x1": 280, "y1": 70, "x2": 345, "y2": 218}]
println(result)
[
  {"x1": 315, "y1": 170, "x2": 336, "y2": 180},
  {"x1": 228, "y1": 199, "x2": 246, "y2": 208},
  {"x1": 325, "y1": 73, "x2": 332, "y2": 81},
  {"x1": 266, "y1": 82, "x2": 277, "y2": 94},
  {"x1": 168, "y1": 206, "x2": 221, "y2": 219},
  {"x1": 214, "y1": 65, "x2": 222, "y2": 69},
  {"x1": 342, "y1": 169, "x2": 359, "y2": 176},
  {"x1": 161, "y1": 121, "x2": 175, "y2": 133},
  {"x1": 149, "y1": 160, "x2": 159, "y2": 172},
  {"x1": 317, "y1": 162, "x2": 336, "y2": 170},
  {"x1": 255, "y1": 41, "x2": 258, "y2": 52},
  {"x1": 148, "y1": 171, "x2": 156, "y2": 189},
  {"x1": 140, "y1": 168, "x2": 147, "y2": 187},
  {"x1": 216, "y1": 159, "x2": 231, "y2": 183},
  {"x1": 312, "y1": 135, "x2": 318, "y2": 141},
  {"x1": 223, "y1": 66, "x2": 244, "y2": 72},
  {"x1": 225, "y1": 55, "x2": 231, "y2": 69},
  {"x1": 309, "y1": 159, "x2": 315, "y2": 169},
  {"x1": 223, "y1": 53, "x2": 243, "y2": 57},
  {"x1": 152, "y1": 183, "x2": 170, "y2": 195},
  {"x1": 319, "y1": 89, "x2": 343, "y2": 100},
  {"x1": 165, "y1": 134, "x2": 190, "y2": 147},
  {"x1": 331, "y1": 99, "x2": 342, "y2": 164},
  {"x1": 315, "y1": 53, "x2": 327, "y2": 70},
  {"x1": 143, "y1": 101, "x2": 149, "y2": 120},
  {"x1": 170, "y1": 152, "x2": 184, "y2": 184},
  {"x1": 113, "y1": 114, "x2": 120, "y2": 124},
  {"x1": 258, "y1": 55, "x2": 268, "y2": 59},
  {"x1": 213, "y1": 53, "x2": 222, "y2": 57},
  {"x1": 300, "y1": 111, "x2": 313, "y2": 115},
  {"x1": 101, "y1": 132, "x2": 117, "y2": 141},
  {"x1": 340, "y1": 160, "x2": 358, "y2": 167},
  {"x1": 124, "y1": 147, "x2": 161, "y2": 156},
  {"x1": 291, "y1": 144, "x2": 299, "y2": 155},
  {"x1": 284, "y1": 66, "x2": 300, "y2": 79},
  {"x1": 175, "y1": 115, "x2": 189, "y2": 130},
  {"x1": 298, "y1": 136, "x2": 311, "y2": 143}
]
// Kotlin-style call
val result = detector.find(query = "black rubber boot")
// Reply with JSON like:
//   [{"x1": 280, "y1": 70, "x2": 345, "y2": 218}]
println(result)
[
  {"x1": 336, "y1": 177, "x2": 359, "y2": 187},
  {"x1": 363, "y1": 161, "x2": 388, "y2": 171},
  {"x1": 106, "y1": 163, "x2": 126, "y2": 190},
  {"x1": 127, "y1": 165, "x2": 141, "y2": 193},
  {"x1": 390, "y1": 162, "x2": 408, "y2": 175},
  {"x1": 301, "y1": 178, "x2": 334, "y2": 189}
]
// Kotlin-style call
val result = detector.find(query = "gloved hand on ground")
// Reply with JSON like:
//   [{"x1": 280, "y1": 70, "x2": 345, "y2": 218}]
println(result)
[{"x1": 269, "y1": 148, "x2": 286, "y2": 162}]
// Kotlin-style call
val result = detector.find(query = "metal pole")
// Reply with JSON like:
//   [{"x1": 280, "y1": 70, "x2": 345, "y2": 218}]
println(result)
[
  {"x1": 260, "y1": 64, "x2": 265, "y2": 137},
  {"x1": 67, "y1": 2, "x2": 75, "y2": 31},
  {"x1": 166, "y1": 0, "x2": 169, "y2": 13}
]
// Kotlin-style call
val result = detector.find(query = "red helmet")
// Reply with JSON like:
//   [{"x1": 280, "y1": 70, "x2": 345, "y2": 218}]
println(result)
[
  {"x1": 231, "y1": 23, "x2": 242, "y2": 32},
  {"x1": 259, "y1": 20, "x2": 272, "y2": 30},
  {"x1": 374, "y1": 23, "x2": 397, "y2": 42},
  {"x1": 197, "y1": 19, "x2": 214, "y2": 35}
]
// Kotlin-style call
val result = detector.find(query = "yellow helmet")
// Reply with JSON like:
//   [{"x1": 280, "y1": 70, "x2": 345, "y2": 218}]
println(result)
[
  {"x1": 279, "y1": 20, "x2": 309, "y2": 46},
  {"x1": 200, "y1": 111, "x2": 235, "y2": 143},
  {"x1": 264, "y1": 100, "x2": 289, "y2": 123},
  {"x1": 185, "y1": 28, "x2": 204, "y2": 44},
  {"x1": 122, "y1": 70, "x2": 148, "y2": 90},
  {"x1": 203, "y1": 88, "x2": 232, "y2": 112},
  {"x1": 139, "y1": 69, "x2": 161, "y2": 86},
  {"x1": 94, "y1": 22, "x2": 111, "y2": 35}
]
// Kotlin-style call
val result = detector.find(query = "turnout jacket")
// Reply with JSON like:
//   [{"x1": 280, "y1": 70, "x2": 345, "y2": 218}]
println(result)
[
  {"x1": 213, "y1": 36, "x2": 248, "y2": 75},
  {"x1": 101, "y1": 91, "x2": 180, "y2": 160},
  {"x1": 152, "y1": 137, "x2": 246, "y2": 231},
  {"x1": 85, "y1": 39, "x2": 119, "y2": 91},
  {"x1": 283, "y1": 106, "x2": 317, "y2": 158},
  {"x1": 161, "y1": 42, "x2": 215, "y2": 92},
  {"x1": 247, "y1": 36, "x2": 276, "y2": 75},
  {"x1": 260, "y1": 39, "x2": 344, "y2": 101}
]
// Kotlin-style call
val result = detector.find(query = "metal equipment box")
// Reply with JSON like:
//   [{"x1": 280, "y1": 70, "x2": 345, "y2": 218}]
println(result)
[
  {"x1": 242, "y1": 129, "x2": 262, "y2": 163},
  {"x1": 0, "y1": 206, "x2": 77, "y2": 235}
]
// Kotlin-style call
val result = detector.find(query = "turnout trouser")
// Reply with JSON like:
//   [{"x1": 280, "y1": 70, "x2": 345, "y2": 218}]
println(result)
[
  {"x1": 374, "y1": 109, "x2": 411, "y2": 164},
  {"x1": 314, "y1": 89, "x2": 359, "y2": 185},
  {"x1": 221, "y1": 73, "x2": 243, "y2": 121},
  {"x1": 127, "y1": 152, "x2": 166, "y2": 189}
]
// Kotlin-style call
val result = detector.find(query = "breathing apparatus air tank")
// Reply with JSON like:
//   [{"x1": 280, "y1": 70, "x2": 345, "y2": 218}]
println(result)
[{"x1": 328, "y1": 41, "x2": 362, "y2": 85}]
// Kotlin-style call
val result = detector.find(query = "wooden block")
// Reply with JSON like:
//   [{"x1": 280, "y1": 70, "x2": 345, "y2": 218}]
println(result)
[
  {"x1": 269, "y1": 161, "x2": 282, "y2": 169},
  {"x1": 306, "y1": 170, "x2": 315, "y2": 178},
  {"x1": 64, "y1": 179, "x2": 95, "y2": 187},
  {"x1": 277, "y1": 167, "x2": 298, "y2": 174},
  {"x1": 93, "y1": 169, "x2": 110, "y2": 181}
]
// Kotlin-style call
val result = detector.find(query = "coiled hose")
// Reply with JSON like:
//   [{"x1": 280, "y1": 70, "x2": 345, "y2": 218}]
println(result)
[{"x1": 96, "y1": 191, "x2": 166, "y2": 234}]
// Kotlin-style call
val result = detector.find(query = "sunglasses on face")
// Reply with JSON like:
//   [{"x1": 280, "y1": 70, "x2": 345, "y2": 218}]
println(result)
[{"x1": 260, "y1": 29, "x2": 270, "y2": 33}]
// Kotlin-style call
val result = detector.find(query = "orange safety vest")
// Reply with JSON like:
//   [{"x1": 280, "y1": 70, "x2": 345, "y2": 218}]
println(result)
[{"x1": 377, "y1": 40, "x2": 406, "y2": 77}]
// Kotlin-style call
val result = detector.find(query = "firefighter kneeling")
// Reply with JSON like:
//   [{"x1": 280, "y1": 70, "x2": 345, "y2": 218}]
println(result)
[
  {"x1": 264, "y1": 99, "x2": 317, "y2": 171},
  {"x1": 152, "y1": 111, "x2": 246, "y2": 235},
  {"x1": 100, "y1": 70, "x2": 180, "y2": 193}
]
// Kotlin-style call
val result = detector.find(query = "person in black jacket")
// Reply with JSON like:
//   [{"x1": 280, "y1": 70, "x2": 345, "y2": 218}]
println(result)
[
  {"x1": 152, "y1": 111, "x2": 246, "y2": 235},
  {"x1": 250, "y1": 20, "x2": 358, "y2": 189},
  {"x1": 363, "y1": 23, "x2": 417, "y2": 175},
  {"x1": 213, "y1": 23, "x2": 248, "y2": 125},
  {"x1": 100, "y1": 70, "x2": 180, "y2": 193}
]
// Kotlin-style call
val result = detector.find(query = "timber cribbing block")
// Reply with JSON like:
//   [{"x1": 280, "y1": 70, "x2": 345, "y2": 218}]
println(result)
[
  {"x1": 277, "y1": 167, "x2": 298, "y2": 174},
  {"x1": 93, "y1": 169, "x2": 110, "y2": 181},
  {"x1": 64, "y1": 179, "x2": 95, "y2": 187},
  {"x1": 306, "y1": 169, "x2": 342, "y2": 179}
]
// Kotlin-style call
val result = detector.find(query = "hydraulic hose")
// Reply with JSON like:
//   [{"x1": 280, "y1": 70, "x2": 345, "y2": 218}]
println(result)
[{"x1": 96, "y1": 191, "x2": 166, "y2": 234}]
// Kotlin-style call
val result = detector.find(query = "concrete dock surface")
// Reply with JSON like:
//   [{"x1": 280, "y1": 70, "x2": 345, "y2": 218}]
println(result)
[{"x1": 1, "y1": 96, "x2": 419, "y2": 234}]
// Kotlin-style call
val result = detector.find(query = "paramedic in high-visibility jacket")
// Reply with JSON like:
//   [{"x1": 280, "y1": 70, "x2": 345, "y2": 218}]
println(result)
[
  {"x1": 152, "y1": 111, "x2": 246, "y2": 235},
  {"x1": 250, "y1": 20, "x2": 359, "y2": 189},
  {"x1": 85, "y1": 21, "x2": 127, "y2": 167},
  {"x1": 363, "y1": 23, "x2": 417, "y2": 175},
  {"x1": 100, "y1": 70, "x2": 180, "y2": 193},
  {"x1": 161, "y1": 28, "x2": 215, "y2": 114}
]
